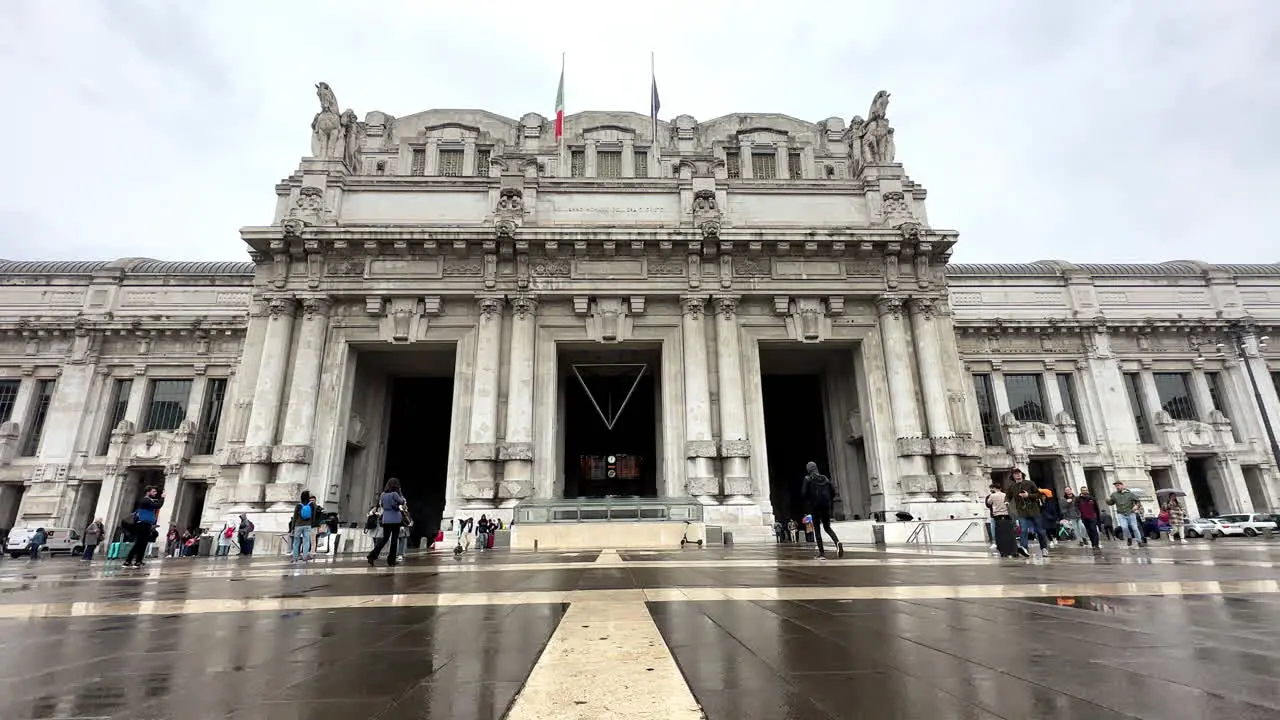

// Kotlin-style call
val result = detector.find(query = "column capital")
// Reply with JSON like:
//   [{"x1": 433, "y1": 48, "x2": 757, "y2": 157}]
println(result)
[
  {"x1": 906, "y1": 296, "x2": 937, "y2": 320},
  {"x1": 265, "y1": 296, "x2": 298, "y2": 319},
  {"x1": 300, "y1": 296, "x2": 332, "y2": 319},
  {"x1": 875, "y1": 294, "x2": 905, "y2": 318},
  {"x1": 477, "y1": 295, "x2": 505, "y2": 319},
  {"x1": 680, "y1": 295, "x2": 709, "y2": 319},
  {"x1": 712, "y1": 295, "x2": 740, "y2": 317},
  {"x1": 510, "y1": 294, "x2": 539, "y2": 320}
]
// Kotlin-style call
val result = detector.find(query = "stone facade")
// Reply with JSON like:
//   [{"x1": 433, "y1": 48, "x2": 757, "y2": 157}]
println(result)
[{"x1": 1, "y1": 88, "x2": 1278, "y2": 538}]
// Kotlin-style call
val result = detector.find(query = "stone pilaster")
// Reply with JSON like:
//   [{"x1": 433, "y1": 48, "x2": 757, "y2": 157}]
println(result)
[
  {"x1": 239, "y1": 296, "x2": 297, "y2": 491},
  {"x1": 498, "y1": 295, "x2": 537, "y2": 504},
  {"x1": 713, "y1": 296, "x2": 752, "y2": 499},
  {"x1": 907, "y1": 297, "x2": 962, "y2": 496},
  {"x1": 681, "y1": 295, "x2": 717, "y2": 499},
  {"x1": 277, "y1": 297, "x2": 331, "y2": 489},
  {"x1": 461, "y1": 296, "x2": 505, "y2": 505},
  {"x1": 875, "y1": 295, "x2": 933, "y2": 502}
]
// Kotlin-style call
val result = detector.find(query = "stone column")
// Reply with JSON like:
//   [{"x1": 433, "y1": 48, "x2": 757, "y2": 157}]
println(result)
[
  {"x1": 240, "y1": 297, "x2": 297, "y2": 489},
  {"x1": 499, "y1": 295, "x2": 537, "y2": 504},
  {"x1": 739, "y1": 140, "x2": 753, "y2": 179},
  {"x1": 906, "y1": 298, "x2": 962, "y2": 495},
  {"x1": 462, "y1": 138, "x2": 477, "y2": 176},
  {"x1": 278, "y1": 298, "x2": 331, "y2": 489},
  {"x1": 461, "y1": 296, "x2": 505, "y2": 505},
  {"x1": 622, "y1": 138, "x2": 636, "y2": 177},
  {"x1": 585, "y1": 139, "x2": 598, "y2": 178},
  {"x1": 713, "y1": 296, "x2": 751, "y2": 500},
  {"x1": 875, "y1": 296, "x2": 933, "y2": 503},
  {"x1": 681, "y1": 296, "x2": 717, "y2": 500},
  {"x1": 424, "y1": 138, "x2": 440, "y2": 175},
  {"x1": 775, "y1": 145, "x2": 789, "y2": 179}
]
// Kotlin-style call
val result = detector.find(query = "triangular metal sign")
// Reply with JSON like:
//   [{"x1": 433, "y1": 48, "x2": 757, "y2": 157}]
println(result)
[{"x1": 571, "y1": 363, "x2": 647, "y2": 431}]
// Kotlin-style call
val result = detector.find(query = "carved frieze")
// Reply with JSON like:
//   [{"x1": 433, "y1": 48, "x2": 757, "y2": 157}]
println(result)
[
  {"x1": 497, "y1": 442, "x2": 534, "y2": 461},
  {"x1": 684, "y1": 440, "x2": 718, "y2": 458},
  {"x1": 721, "y1": 438, "x2": 752, "y2": 458},
  {"x1": 733, "y1": 258, "x2": 770, "y2": 277},
  {"x1": 649, "y1": 260, "x2": 685, "y2": 277},
  {"x1": 895, "y1": 437, "x2": 932, "y2": 457},
  {"x1": 326, "y1": 258, "x2": 365, "y2": 276},
  {"x1": 531, "y1": 257, "x2": 570, "y2": 277},
  {"x1": 463, "y1": 442, "x2": 497, "y2": 461},
  {"x1": 443, "y1": 259, "x2": 484, "y2": 276}
]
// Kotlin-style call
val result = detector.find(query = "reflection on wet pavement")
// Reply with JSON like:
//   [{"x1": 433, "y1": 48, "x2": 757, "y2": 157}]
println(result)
[{"x1": 2, "y1": 542, "x2": 1280, "y2": 718}]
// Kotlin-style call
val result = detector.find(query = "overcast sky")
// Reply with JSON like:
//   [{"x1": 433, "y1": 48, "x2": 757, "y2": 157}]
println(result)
[{"x1": 0, "y1": 1, "x2": 1275, "y2": 264}]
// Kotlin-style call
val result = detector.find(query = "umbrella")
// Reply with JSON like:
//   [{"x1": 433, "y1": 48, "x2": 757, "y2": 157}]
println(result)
[{"x1": 1156, "y1": 489, "x2": 1187, "y2": 498}]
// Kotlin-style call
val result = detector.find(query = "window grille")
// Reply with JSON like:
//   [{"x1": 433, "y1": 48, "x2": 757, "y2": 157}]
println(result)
[
  {"x1": 1154, "y1": 372, "x2": 1197, "y2": 421},
  {"x1": 0, "y1": 380, "x2": 18, "y2": 423},
  {"x1": 20, "y1": 379, "x2": 55, "y2": 457},
  {"x1": 597, "y1": 151, "x2": 622, "y2": 178},
  {"x1": 410, "y1": 148, "x2": 425, "y2": 175},
  {"x1": 194, "y1": 378, "x2": 228, "y2": 455},
  {"x1": 634, "y1": 151, "x2": 648, "y2": 178},
  {"x1": 753, "y1": 152, "x2": 777, "y2": 179},
  {"x1": 788, "y1": 152, "x2": 803, "y2": 179},
  {"x1": 1004, "y1": 374, "x2": 1047, "y2": 423},
  {"x1": 725, "y1": 150, "x2": 740, "y2": 179},
  {"x1": 143, "y1": 379, "x2": 192, "y2": 432},
  {"x1": 96, "y1": 378, "x2": 132, "y2": 456},
  {"x1": 475, "y1": 148, "x2": 491, "y2": 176},
  {"x1": 439, "y1": 149, "x2": 464, "y2": 176},
  {"x1": 571, "y1": 150, "x2": 585, "y2": 177}
]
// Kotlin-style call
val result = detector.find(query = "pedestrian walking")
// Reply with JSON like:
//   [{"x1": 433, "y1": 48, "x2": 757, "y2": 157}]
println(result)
[
  {"x1": 290, "y1": 490, "x2": 323, "y2": 562},
  {"x1": 477, "y1": 515, "x2": 491, "y2": 553},
  {"x1": 1076, "y1": 486, "x2": 1102, "y2": 549},
  {"x1": 367, "y1": 478, "x2": 407, "y2": 567},
  {"x1": 986, "y1": 483, "x2": 1018, "y2": 558},
  {"x1": 1008, "y1": 468, "x2": 1049, "y2": 557},
  {"x1": 82, "y1": 518, "x2": 105, "y2": 561},
  {"x1": 1166, "y1": 496, "x2": 1188, "y2": 543},
  {"x1": 124, "y1": 486, "x2": 163, "y2": 568},
  {"x1": 1061, "y1": 488, "x2": 1086, "y2": 546},
  {"x1": 1107, "y1": 480, "x2": 1147, "y2": 547},
  {"x1": 236, "y1": 513, "x2": 255, "y2": 555},
  {"x1": 801, "y1": 461, "x2": 843, "y2": 559},
  {"x1": 28, "y1": 527, "x2": 47, "y2": 560}
]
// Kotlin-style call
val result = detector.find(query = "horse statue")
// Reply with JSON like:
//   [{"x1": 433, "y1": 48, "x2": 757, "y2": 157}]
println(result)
[{"x1": 311, "y1": 82, "x2": 344, "y2": 159}]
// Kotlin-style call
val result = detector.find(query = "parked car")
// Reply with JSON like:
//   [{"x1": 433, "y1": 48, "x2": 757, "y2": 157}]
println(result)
[
  {"x1": 6, "y1": 527, "x2": 84, "y2": 558},
  {"x1": 1186, "y1": 518, "x2": 1226, "y2": 538},
  {"x1": 1216, "y1": 514, "x2": 1278, "y2": 537}
]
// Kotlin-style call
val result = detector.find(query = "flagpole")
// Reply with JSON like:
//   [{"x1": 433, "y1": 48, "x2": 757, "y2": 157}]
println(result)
[{"x1": 651, "y1": 51, "x2": 660, "y2": 173}]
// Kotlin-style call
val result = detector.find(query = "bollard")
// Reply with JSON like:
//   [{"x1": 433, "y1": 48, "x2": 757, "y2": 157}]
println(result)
[
  {"x1": 872, "y1": 524, "x2": 886, "y2": 547},
  {"x1": 533, "y1": 539, "x2": 538, "y2": 552}
]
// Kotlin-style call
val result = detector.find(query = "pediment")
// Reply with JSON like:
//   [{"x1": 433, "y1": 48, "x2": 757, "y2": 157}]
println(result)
[
  {"x1": 582, "y1": 124, "x2": 638, "y2": 143},
  {"x1": 421, "y1": 122, "x2": 482, "y2": 141}
]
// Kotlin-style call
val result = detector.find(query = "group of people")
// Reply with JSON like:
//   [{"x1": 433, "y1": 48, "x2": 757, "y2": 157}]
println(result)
[
  {"x1": 454, "y1": 514, "x2": 502, "y2": 554},
  {"x1": 985, "y1": 468, "x2": 1189, "y2": 558}
]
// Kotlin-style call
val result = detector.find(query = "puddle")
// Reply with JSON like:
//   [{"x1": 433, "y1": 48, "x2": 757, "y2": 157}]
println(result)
[{"x1": 1023, "y1": 595, "x2": 1125, "y2": 614}]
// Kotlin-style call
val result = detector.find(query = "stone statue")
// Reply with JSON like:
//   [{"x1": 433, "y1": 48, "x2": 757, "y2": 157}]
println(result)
[
  {"x1": 310, "y1": 82, "x2": 344, "y2": 159},
  {"x1": 341, "y1": 109, "x2": 364, "y2": 172},
  {"x1": 856, "y1": 90, "x2": 895, "y2": 165}
]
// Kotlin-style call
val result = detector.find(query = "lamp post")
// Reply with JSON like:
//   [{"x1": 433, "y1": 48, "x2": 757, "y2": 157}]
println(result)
[{"x1": 1221, "y1": 329, "x2": 1280, "y2": 475}]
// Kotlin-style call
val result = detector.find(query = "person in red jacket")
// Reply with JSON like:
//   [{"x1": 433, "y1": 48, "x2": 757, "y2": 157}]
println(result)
[{"x1": 1075, "y1": 486, "x2": 1102, "y2": 549}]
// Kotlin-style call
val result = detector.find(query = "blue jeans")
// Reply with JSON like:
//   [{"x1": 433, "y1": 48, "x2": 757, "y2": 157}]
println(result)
[
  {"x1": 290, "y1": 526, "x2": 312, "y2": 560},
  {"x1": 1017, "y1": 516, "x2": 1049, "y2": 551},
  {"x1": 1116, "y1": 513, "x2": 1144, "y2": 542}
]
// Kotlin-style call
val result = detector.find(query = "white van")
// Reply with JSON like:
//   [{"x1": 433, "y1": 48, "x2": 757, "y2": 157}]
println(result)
[{"x1": 6, "y1": 527, "x2": 83, "y2": 558}]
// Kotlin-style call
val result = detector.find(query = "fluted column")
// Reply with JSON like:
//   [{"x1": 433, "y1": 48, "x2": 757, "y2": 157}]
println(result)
[
  {"x1": 278, "y1": 297, "x2": 331, "y2": 488},
  {"x1": 240, "y1": 297, "x2": 297, "y2": 488},
  {"x1": 681, "y1": 296, "x2": 717, "y2": 499},
  {"x1": 499, "y1": 295, "x2": 537, "y2": 504},
  {"x1": 461, "y1": 296, "x2": 505, "y2": 505},
  {"x1": 907, "y1": 297, "x2": 961, "y2": 488},
  {"x1": 875, "y1": 295, "x2": 933, "y2": 502},
  {"x1": 714, "y1": 296, "x2": 752, "y2": 499}
]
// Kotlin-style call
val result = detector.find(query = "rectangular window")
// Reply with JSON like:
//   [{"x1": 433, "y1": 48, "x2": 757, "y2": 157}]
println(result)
[
  {"x1": 570, "y1": 150, "x2": 585, "y2": 177},
  {"x1": 20, "y1": 379, "x2": 55, "y2": 457},
  {"x1": 143, "y1": 379, "x2": 192, "y2": 432},
  {"x1": 1154, "y1": 372, "x2": 1197, "y2": 421},
  {"x1": 597, "y1": 150, "x2": 622, "y2": 178},
  {"x1": 96, "y1": 378, "x2": 133, "y2": 456},
  {"x1": 194, "y1": 378, "x2": 228, "y2": 456},
  {"x1": 972, "y1": 374, "x2": 1001, "y2": 446},
  {"x1": 1004, "y1": 374, "x2": 1047, "y2": 423},
  {"x1": 725, "y1": 149, "x2": 740, "y2": 179},
  {"x1": 634, "y1": 150, "x2": 648, "y2": 178},
  {"x1": 753, "y1": 152, "x2": 777, "y2": 179},
  {"x1": 0, "y1": 379, "x2": 19, "y2": 423},
  {"x1": 1056, "y1": 373, "x2": 1087, "y2": 443},
  {"x1": 475, "y1": 148, "x2": 490, "y2": 177},
  {"x1": 1124, "y1": 372, "x2": 1153, "y2": 443},
  {"x1": 409, "y1": 148, "x2": 425, "y2": 175},
  {"x1": 438, "y1": 149, "x2": 463, "y2": 176},
  {"x1": 788, "y1": 151, "x2": 802, "y2": 179}
]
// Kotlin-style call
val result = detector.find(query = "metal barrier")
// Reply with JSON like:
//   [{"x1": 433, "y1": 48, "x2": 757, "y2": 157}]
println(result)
[
  {"x1": 956, "y1": 520, "x2": 984, "y2": 543},
  {"x1": 513, "y1": 497, "x2": 705, "y2": 525},
  {"x1": 905, "y1": 522, "x2": 933, "y2": 547}
]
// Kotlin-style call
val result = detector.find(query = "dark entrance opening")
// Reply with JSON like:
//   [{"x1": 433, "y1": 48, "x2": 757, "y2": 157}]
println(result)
[
  {"x1": 178, "y1": 482, "x2": 208, "y2": 533},
  {"x1": 1028, "y1": 458, "x2": 1058, "y2": 492},
  {"x1": 562, "y1": 350, "x2": 659, "y2": 498},
  {"x1": 761, "y1": 374, "x2": 830, "y2": 524},
  {"x1": 1186, "y1": 456, "x2": 1217, "y2": 517},
  {"x1": 384, "y1": 377, "x2": 454, "y2": 546}
]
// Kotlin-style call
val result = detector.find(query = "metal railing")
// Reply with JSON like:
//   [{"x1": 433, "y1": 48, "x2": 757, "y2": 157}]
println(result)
[
  {"x1": 514, "y1": 497, "x2": 704, "y2": 525},
  {"x1": 956, "y1": 520, "x2": 984, "y2": 543},
  {"x1": 905, "y1": 522, "x2": 933, "y2": 547}
]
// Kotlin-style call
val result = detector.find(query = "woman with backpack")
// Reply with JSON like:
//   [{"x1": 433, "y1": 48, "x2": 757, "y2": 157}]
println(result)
[{"x1": 367, "y1": 478, "x2": 407, "y2": 567}]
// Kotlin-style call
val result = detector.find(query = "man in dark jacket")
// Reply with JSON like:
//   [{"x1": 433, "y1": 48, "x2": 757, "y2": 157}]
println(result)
[
  {"x1": 801, "y1": 462, "x2": 843, "y2": 559},
  {"x1": 1008, "y1": 468, "x2": 1049, "y2": 557},
  {"x1": 1075, "y1": 486, "x2": 1102, "y2": 549},
  {"x1": 124, "y1": 486, "x2": 163, "y2": 568}
]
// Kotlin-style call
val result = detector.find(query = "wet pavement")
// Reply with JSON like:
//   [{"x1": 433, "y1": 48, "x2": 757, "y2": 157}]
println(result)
[{"x1": 2, "y1": 540, "x2": 1280, "y2": 718}]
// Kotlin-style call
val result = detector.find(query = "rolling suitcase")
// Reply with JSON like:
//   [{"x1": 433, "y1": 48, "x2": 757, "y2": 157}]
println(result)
[
  {"x1": 994, "y1": 516, "x2": 1019, "y2": 558},
  {"x1": 107, "y1": 541, "x2": 127, "y2": 560}
]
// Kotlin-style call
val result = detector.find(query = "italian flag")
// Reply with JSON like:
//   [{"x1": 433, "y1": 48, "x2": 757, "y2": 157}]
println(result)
[{"x1": 554, "y1": 55, "x2": 565, "y2": 141}]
